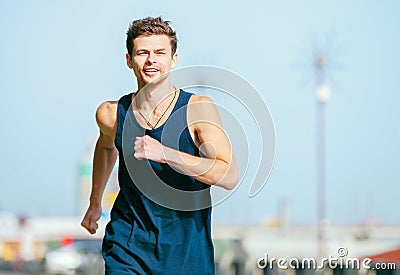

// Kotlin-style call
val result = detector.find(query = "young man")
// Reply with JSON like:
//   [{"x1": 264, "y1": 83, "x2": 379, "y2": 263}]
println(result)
[{"x1": 81, "y1": 17, "x2": 238, "y2": 274}]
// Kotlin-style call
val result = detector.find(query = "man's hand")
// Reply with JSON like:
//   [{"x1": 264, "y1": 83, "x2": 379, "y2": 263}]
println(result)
[
  {"x1": 134, "y1": 135, "x2": 166, "y2": 163},
  {"x1": 81, "y1": 205, "x2": 102, "y2": 234}
]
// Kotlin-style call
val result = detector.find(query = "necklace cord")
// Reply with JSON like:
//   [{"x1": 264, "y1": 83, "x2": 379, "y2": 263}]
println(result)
[{"x1": 134, "y1": 89, "x2": 177, "y2": 130}]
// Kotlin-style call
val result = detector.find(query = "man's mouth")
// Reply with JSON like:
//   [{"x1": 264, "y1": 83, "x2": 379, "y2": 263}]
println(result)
[{"x1": 143, "y1": 68, "x2": 159, "y2": 76}]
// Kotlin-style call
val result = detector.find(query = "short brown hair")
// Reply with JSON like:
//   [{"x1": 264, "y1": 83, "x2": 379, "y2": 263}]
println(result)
[{"x1": 126, "y1": 16, "x2": 178, "y2": 56}]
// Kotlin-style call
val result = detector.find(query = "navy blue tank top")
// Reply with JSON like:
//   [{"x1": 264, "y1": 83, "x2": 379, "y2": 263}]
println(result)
[{"x1": 102, "y1": 90, "x2": 215, "y2": 275}]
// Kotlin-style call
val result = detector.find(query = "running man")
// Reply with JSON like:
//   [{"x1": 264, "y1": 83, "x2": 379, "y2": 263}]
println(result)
[{"x1": 81, "y1": 16, "x2": 238, "y2": 274}]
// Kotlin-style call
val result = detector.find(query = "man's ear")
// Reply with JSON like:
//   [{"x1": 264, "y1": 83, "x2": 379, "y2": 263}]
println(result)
[
  {"x1": 126, "y1": 53, "x2": 133, "y2": 69},
  {"x1": 170, "y1": 53, "x2": 178, "y2": 69}
]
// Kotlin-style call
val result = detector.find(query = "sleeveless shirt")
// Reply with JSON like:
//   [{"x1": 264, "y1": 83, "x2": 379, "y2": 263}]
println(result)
[{"x1": 102, "y1": 90, "x2": 215, "y2": 275}]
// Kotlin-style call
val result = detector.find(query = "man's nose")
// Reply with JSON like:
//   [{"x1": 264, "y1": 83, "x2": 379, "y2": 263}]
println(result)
[{"x1": 146, "y1": 52, "x2": 156, "y2": 63}]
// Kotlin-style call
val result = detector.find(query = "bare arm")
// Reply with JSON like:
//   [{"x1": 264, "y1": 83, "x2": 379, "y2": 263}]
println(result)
[
  {"x1": 134, "y1": 96, "x2": 239, "y2": 190},
  {"x1": 81, "y1": 101, "x2": 118, "y2": 234}
]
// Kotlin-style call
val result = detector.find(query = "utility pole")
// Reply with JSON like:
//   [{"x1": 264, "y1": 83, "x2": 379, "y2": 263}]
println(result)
[{"x1": 315, "y1": 53, "x2": 331, "y2": 262}]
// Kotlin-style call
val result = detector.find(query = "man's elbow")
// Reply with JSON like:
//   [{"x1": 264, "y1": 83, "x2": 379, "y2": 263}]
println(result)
[
  {"x1": 224, "y1": 170, "x2": 239, "y2": 190},
  {"x1": 214, "y1": 168, "x2": 239, "y2": 190}
]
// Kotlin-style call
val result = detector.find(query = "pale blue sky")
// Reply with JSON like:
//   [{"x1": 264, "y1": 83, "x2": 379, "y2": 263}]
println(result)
[{"x1": 0, "y1": 0, "x2": 399, "y2": 225}]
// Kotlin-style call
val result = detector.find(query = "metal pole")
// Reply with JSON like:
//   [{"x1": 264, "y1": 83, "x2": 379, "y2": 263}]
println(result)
[
  {"x1": 317, "y1": 99, "x2": 326, "y2": 261},
  {"x1": 315, "y1": 54, "x2": 329, "y2": 262}
]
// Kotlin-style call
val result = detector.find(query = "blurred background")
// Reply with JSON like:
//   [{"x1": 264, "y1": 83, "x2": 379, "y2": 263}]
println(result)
[{"x1": 0, "y1": 0, "x2": 399, "y2": 274}]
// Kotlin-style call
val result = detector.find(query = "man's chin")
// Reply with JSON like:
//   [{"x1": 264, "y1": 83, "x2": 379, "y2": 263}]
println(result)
[{"x1": 143, "y1": 74, "x2": 168, "y2": 86}]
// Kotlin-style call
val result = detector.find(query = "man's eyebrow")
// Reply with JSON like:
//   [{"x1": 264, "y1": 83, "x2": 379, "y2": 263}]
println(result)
[{"x1": 135, "y1": 48, "x2": 167, "y2": 53}]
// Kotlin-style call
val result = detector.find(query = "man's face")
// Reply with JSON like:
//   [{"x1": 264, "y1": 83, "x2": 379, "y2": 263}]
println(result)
[{"x1": 127, "y1": 34, "x2": 177, "y2": 87}]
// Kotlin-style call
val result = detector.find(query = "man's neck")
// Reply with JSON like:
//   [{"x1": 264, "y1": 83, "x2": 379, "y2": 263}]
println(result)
[{"x1": 136, "y1": 79, "x2": 175, "y2": 111}]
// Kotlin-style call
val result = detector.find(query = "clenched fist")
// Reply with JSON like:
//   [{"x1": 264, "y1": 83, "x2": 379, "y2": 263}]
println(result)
[
  {"x1": 81, "y1": 205, "x2": 102, "y2": 234},
  {"x1": 134, "y1": 135, "x2": 167, "y2": 163}
]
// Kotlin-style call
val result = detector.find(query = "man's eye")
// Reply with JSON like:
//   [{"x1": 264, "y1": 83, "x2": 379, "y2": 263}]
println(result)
[{"x1": 157, "y1": 52, "x2": 166, "y2": 55}]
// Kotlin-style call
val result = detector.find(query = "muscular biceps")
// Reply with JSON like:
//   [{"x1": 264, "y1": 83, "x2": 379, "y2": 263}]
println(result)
[
  {"x1": 187, "y1": 96, "x2": 239, "y2": 189},
  {"x1": 189, "y1": 97, "x2": 230, "y2": 160}
]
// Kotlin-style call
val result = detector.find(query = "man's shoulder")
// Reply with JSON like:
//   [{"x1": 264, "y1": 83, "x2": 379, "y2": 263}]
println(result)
[
  {"x1": 96, "y1": 100, "x2": 118, "y2": 136},
  {"x1": 188, "y1": 93, "x2": 214, "y2": 105},
  {"x1": 96, "y1": 101, "x2": 118, "y2": 117},
  {"x1": 96, "y1": 92, "x2": 133, "y2": 121},
  {"x1": 187, "y1": 93, "x2": 220, "y2": 126}
]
